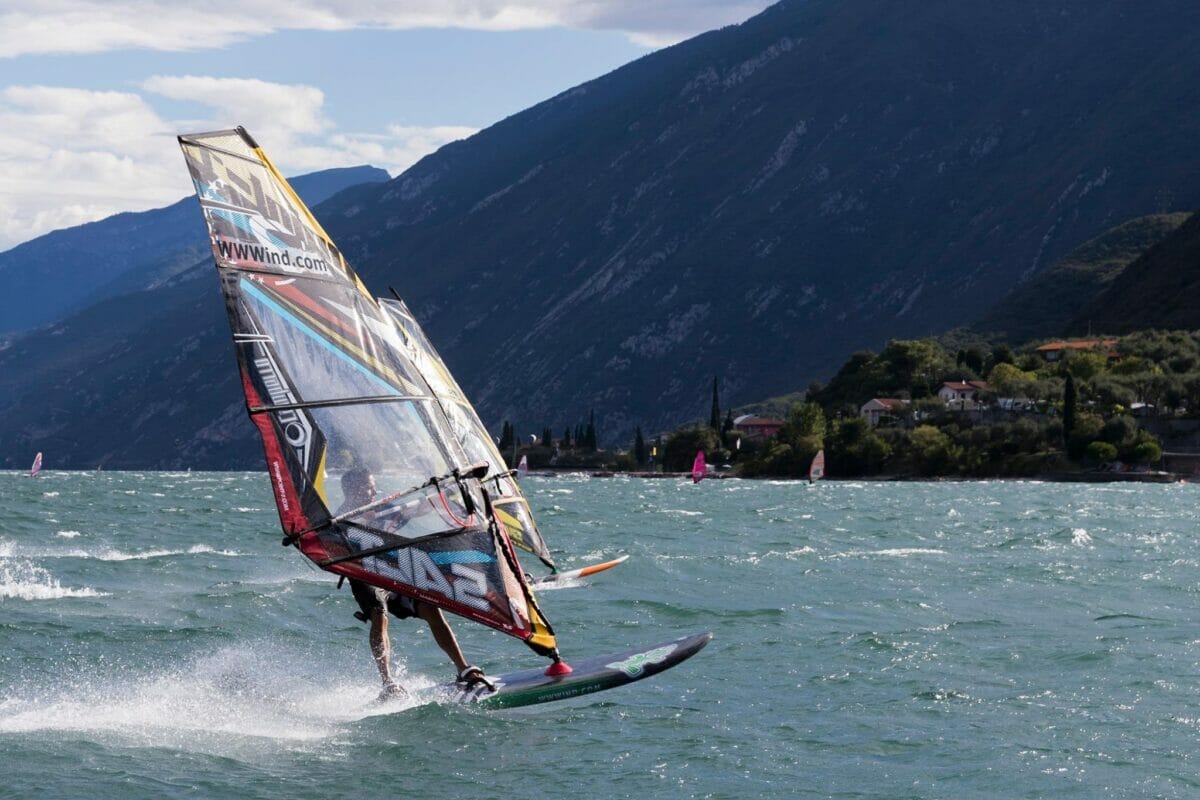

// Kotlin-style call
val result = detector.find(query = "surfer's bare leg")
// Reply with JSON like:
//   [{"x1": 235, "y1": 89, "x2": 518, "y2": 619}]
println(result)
[
  {"x1": 416, "y1": 603, "x2": 469, "y2": 673},
  {"x1": 368, "y1": 608, "x2": 398, "y2": 688}
]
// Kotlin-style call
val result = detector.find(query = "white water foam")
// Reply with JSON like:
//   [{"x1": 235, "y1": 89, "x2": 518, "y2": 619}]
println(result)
[
  {"x1": 830, "y1": 547, "x2": 947, "y2": 559},
  {"x1": 4, "y1": 543, "x2": 243, "y2": 561},
  {"x1": 0, "y1": 644, "x2": 422, "y2": 752},
  {"x1": 0, "y1": 560, "x2": 105, "y2": 600},
  {"x1": 55, "y1": 530, "x2": 81, "y2": 538}
]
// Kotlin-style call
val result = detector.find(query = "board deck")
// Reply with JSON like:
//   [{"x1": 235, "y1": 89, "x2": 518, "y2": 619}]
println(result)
[
  {"x1": 417, "y1": 631, "x2": 711, "y2": 709},
  {"x1": 529, "y1": 555, "x2": 629, "y2": 587}
]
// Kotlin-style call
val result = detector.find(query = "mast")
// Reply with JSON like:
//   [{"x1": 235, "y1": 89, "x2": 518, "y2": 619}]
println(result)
[{"x1": 177, "y1": 127, "x2": 560, "y2": 660}]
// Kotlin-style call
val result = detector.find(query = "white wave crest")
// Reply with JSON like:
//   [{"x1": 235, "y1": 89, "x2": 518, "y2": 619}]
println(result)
[
  {"x1": 0, "y1": 561, "x2": 105, "y2": 600},
  {"x1": 2, "y1": 543, "x2": 242, "y2": 561}
]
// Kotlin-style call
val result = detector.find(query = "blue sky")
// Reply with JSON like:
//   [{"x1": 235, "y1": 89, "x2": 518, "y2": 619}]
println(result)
[{"x1": 0, "y1": 1, "x2": 772, "y2": 250}]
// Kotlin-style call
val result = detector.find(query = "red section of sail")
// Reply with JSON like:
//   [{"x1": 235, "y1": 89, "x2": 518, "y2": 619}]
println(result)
[{"x1": 242, "y1": 373, "x2": 322, "y2": 557}]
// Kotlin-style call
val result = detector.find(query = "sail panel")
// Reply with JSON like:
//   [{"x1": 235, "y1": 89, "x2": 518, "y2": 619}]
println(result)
[
  {"x1": 809, "y1": 449, "x2": 826, "y2": 482},
  {"x1": 380, "y1": 298, "x2": 556, "y2": 568},
  {"x1": 178, "y1": 127, "x2": 557, "y2": 654}
]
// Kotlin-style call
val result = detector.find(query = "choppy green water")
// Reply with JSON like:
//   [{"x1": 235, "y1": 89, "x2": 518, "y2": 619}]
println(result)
[{"x1": 2, "y1": 471, "x2": 1199, "y2": 798}]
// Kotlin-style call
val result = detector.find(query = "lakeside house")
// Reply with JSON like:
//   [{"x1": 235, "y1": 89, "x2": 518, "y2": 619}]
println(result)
[
  {"x1": 938, "y1": 380, "x2": 990, "y2": 410},
  {"x1": 860, "y1": 398, "x2": 909, "y2": 427},
  {"x1": 1035, "y1": 338, "x2": 1119, "y2": 363},
  {"x1": 733, "y1": 414, "x2": 785, "y2": 438}
]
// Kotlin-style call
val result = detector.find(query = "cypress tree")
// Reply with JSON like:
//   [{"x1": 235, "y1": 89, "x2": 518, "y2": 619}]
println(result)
[
  {"x1": 562, "y1": 426, "x2": 572, "y2": 448},
  {"x1": 634, "y1": 426, "x2": 647, "y2": 465},
  {"x1": 710, "y1": 377, "x2": 721, "y2": 431},
  {"x1": 498, "y1": 421, "x2": 513, "y2": 453},
  {"x1": 1063, "y1": 373, "x2": 1077, "y2": 447},
  {"x1": 585, "y1": 410, "x2": 597, "y2": 451},
  {"x1": 542, "y1": 427, "x2": 553, "y2": 446},
  {"x1": 722, "y1": 409, "x2": 734, "y2": 434}
]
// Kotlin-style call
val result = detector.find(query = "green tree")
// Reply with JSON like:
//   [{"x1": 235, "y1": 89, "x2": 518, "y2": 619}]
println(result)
[
  {"x1": 827, "y1": 417, "x2": 891, "y2": 476},
  {"x1": 634, "y1": 426, "x2": 647, "y2": 466},
  {"x1": 1066, "y1": 412, "x2": 1104, "y2": 460},
  {"x1": 909, "y1": 425, "x2": 959, "y2": 475},
  {"x1": 561, "y1": 426, "x2": 572, "y2": 449},
  {"x1": 1133, "y1": 440, "x2": 1163, "y2": 464},
  {"x1": 1063, "y1": 351, "x2": 1107, "y2": 381},
  {"x1": 778, "y1": 402, "x2": 826, "y2": 445},
  {"x1": 991, "y1": 343, "x2": 1015, "y2": 369},
  {"x1": 663, "y1": 426, "x2": 720, "y2": 471},
  {"x1": 957, "y1": 347, "x2": 985, "y2": 375},
  {"x1": 988, "y1": 362, "x2": 1037, "y2": 399},
  {"x1": 498, "y1": 421, "x2": 513, "y2": 457},
  {"x1": 722, "y1": 409, "x2": 734, "y2": 434},
  {"x1": 1085, "y1": 441, "x2": 1118, "y2": 464}
]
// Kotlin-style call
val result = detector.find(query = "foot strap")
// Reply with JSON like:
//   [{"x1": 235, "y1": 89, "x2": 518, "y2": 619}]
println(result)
[{"x1": 457, "y1": 665, "x2": 496, "y2": 691}]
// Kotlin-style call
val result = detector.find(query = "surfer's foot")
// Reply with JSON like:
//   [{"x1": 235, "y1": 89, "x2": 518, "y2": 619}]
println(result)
[
  {"x1": 378, "y1": 681, "x2": 407, "y2": 701},
  {"x1": 456, "y1": 665, "x2": 495, "y2": 691}
]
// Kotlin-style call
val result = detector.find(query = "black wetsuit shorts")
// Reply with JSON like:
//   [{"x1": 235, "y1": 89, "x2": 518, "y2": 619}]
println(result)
[{"x1": 349, "y1": 578, "x2": 420, "y2": 621}]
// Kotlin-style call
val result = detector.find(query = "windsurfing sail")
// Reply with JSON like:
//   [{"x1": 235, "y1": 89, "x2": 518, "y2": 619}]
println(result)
[
  {"x1": 517, "y1": 455, "x2": 529, "y2": 479},
  {"x1": 809, "y1": 449, "x2": 825, "y2": 483},
  {"x1": 29, "y1": 452, "x2": 42, "y2": 478},
  {"x1": 377, "y1": 297, "x2": 554, "y2": 571},
  {"x1": 691, "y1": 450, "x2": 706, "y2": 484},
  {"x1": 177, "y1": 127, "x2": 558, "y2": 659}
]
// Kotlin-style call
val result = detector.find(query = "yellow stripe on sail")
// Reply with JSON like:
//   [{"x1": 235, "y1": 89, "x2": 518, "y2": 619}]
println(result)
[{"x1": 313, "y1": 445, "x2": 328, "y2": 506}]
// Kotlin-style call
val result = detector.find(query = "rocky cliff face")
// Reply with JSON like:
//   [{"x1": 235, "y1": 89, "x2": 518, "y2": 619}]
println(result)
[{"x1": 322, "y1": 0, "x2": 1200, "y2": 442}]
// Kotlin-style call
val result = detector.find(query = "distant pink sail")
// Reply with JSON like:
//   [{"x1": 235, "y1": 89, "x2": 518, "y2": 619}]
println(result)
[
  {"x1": 691, "y1": 450, "x2": 706, "y2": 484},
  {"x1": 517, "y1": 454, "x2": 528, "y2": 479},
  {"x1": 809, "y1": 449, "x2": 825, "y2": 483},
  {"x1": 30, "y1": 451, "x2": 43, "y2": 478}
]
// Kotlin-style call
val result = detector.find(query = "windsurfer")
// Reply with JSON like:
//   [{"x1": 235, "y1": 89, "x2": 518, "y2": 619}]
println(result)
[{"x1": 339, "y1": 467, "x2": 490, "y2": 697}]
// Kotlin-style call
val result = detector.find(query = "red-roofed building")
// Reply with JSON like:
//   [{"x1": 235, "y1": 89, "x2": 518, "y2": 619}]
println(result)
[
  {"x1": 733, "y1": 414, "x2": 785, "y2": 438},
  {"x1": 860, "y1": 398, "x2": 909, "y2": 427},
  {"x1": 938, "y1": 380, "x2": 990, "y2": 409},
  {"x1": 1035, "y1": 338, "x2": 1119, "y2": 363}
]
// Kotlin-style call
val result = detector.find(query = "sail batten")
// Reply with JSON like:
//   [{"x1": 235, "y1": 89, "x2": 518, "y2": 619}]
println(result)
[
  {"x1": 248, "y1": 395, "x2": 433, "y2": 414},
  {"x1": 178, "y1": 126, "x2": 557, "y2": 656}
]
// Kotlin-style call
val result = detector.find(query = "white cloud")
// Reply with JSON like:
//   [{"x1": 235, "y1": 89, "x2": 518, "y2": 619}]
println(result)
[
  {"x1": 142, "y1": 75, "x2": 332, "y2": 143},
  {"x1": 0, "y1": 1, "x2": 772, "y2": 57},
  {"x1": 0, "y1": 79, "x2": 477, "y2": 250}
]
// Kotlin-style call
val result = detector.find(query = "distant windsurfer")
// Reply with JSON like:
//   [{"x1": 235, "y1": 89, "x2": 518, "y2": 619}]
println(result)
[{"x1": 338, "y1": 467, "x2": 490, "y2": 698}]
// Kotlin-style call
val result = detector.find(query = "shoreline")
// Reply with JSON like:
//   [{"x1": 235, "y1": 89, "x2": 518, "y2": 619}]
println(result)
[{"x1": 524, "y1": 469, "x2": 1184, "y2": 484}]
